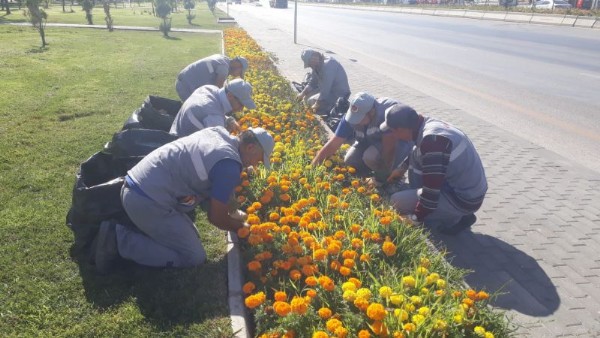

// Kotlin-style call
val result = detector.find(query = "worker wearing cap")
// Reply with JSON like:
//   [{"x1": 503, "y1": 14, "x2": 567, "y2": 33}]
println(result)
[
  {"x1": 312, "y1": 92, "x2": 411, "y2": 177},
  {"x1": 92, "y1": 126, "x2": 274, "y2": 272},
  {"x1": 297, "y1": 49, "x2": 350, "y2": 116},
  {"x1": 381, "y1": 104, "x2": 487, "y2": 235},
  {"x1": 170, "y1": 79, "x2": 257, "y2": 137},
  {"x1": 175, "y1": 54, "x2": 249, "y2": 102}
]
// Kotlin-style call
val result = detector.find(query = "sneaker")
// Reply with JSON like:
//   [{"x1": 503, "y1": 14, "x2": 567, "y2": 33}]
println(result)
[
  {"x1": 95, "y1": 220, "x2": 120, "y2": 274},
  {"x1": 439, "y1": 214, "x2": 477, "y2": 236}
]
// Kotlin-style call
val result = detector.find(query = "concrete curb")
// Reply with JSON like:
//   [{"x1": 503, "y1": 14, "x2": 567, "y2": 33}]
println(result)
[
  {"x1": 304, "y1": 3, "x2": 600, "y2": 29},
  {"x1": 227, "y1": 231, "x2": 250, "y2": 338}
]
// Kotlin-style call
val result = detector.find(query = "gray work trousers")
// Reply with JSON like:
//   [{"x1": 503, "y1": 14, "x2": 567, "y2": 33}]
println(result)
[
  {"x1": 306, "y1": 93, "x2": 336, "y2": 116},
  {"x1": 117, "y1": 186, "x2": 207, "y2": 268},
  {"x1": 390, "y1": 188, "x2": 469, "y2": 229}
]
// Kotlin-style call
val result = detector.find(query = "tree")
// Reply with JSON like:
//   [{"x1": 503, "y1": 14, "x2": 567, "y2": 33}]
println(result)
[
  {"x1": 184, "y1": 0, "x2": 195, "y2": 24},
  {"x1": 25, "y1": 0, "x2": 47, "y2": 47},
  {"x1": 61, "y1": 0, "x2": 65, "y2": 12},
  {"x1": 207, "y1": 0, "x2": 216, "y2": 14},
  {"x1": 2, "y1": 0, "x2": 12, "y2": 15},
  {"x1": 155, "y1": 0, "x2": 171, "y2": 37},
  {"x1": 103, "y1": 0, "x2": 113, "y2": 31},
  {"x1": 81, "y1": 0, "x2": 94, "y2": 24}
]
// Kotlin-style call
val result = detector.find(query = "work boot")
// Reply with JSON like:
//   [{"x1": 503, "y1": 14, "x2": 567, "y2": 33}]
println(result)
[
  {"x1": 439, "y1": 214, "x2": 477, "y2": 236},
  {"x1": 95, "y1": 220, "x2": 120, "y2": 274}
]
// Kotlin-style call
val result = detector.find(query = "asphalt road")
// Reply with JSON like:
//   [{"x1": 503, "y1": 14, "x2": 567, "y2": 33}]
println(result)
[{"x1": 227, "y1": 2, "x2": 600, "y2": 173}]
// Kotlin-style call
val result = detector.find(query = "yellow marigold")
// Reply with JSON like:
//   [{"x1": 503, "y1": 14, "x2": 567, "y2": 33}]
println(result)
[
  {"x1": 274, "y1": 291, "x2": 287, "y2": 302},
  {"x1": 313, "y1": 248, "x2": 328, "y2": 261},
  {"x1": 370, "y1": 194, "x2": 381, "y2": 202},
  {"x1": 419, "y1": 257, "x2": 430, "y2": 268},
  {"x1": 290, "y1": 296, "x2": 308, "y2": 315},
  {"x1": 348, "y1": 277, "x2": 362, "y2": 288},
  {"x1": 394, "y1": 309, "x2": 409, "y2": 321},
  {"x1": 318, "y1": 307, "x2": 332, "y2": 319},
  {"x1": 412, "y1": 314, "x2": 425, "y2": 326},
  {"x1": 416, "y1": 266, "x2": 428, "y2": 275},
  {"x1": 326, "y1": 318, "x2": 342, "y2": 333},
  {"x1": 242, "y1": 281, "x2": 255, "y2": 294},
  {"x1": 366, "y1": 303, "x2": 387, "y2": 321},
  {"x1": 391, "y1": 295, "x2": 404, "y2": 307},
  {"x1": 379, "y1": 286, "x2": 393, "y2": 298},
  {"x1": 343, "y1": 290, "x2": 356, "y2": 302},
  {"x1": 425, "y1": 273, "x2": 440, "y2": 285},
  {"x1": 436, "y1": 279, "x2": 447, "y2": 289},
  {"x1": 356, "y1": 288, "x2": 372, "y2": 300},
  {"x1": 393, "y1": 332, "x2": 405, "y2": 338},
  {"x1": 358, "y1": 330, "x2": 370, "y2": 338},
  {"x1": 417, "y1": 306, "x2": 430, "y2": 316},
  {"x1": 402, "y1": 276, "x2": 416, "y2": 288},
  {"x1": 484, "y1": 333, "x2": 495, "y2": 338},
  {"x1": 474, "y1": 326, "x2": 486, "y2": 337},
  {"x1": 454, "y1": 313, "x2": 463, "y2": 324},
  {"x1": 312, "y1": 331, "x2": 329, "y2": 338},
  {"x1": 273, "y1": 301, "x2": 291, "y2": 317},
  {"x1": 382, "y1": 241, "x2": 397, "y2": 257},
  {"x1": 410, "y1": 295, "x2": 422, "y2": 305},
  {"x1": 433, "y1": 319, "x2": 447, "y2": 331},
  {"x1": 342, "y1": 282, "x2": 356, "y2": 292}
]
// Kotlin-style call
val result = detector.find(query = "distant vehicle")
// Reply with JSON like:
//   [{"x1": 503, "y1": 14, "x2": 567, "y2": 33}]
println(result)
[
  {"x1": 534, "y1": 0, "x2": 572, "y2": 8},
  {"x1": 269, "y1": 0, "x2": 288, "y2": 8},
  {"x1": 234, "y1": 0, "x2": 241, "y2": 3}
]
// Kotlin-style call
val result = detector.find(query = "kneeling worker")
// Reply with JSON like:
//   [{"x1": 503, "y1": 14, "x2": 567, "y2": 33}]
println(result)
[
  {"x1": 381, "y1": 104, "x2": 488, "y2": 235},
  {"x1": 93, "y1": 126, "x2": 274, "y2": 272}
]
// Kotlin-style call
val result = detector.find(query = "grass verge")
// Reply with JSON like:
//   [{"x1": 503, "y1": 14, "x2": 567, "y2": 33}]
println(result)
[{"x1": 0, "y1": 25, "x2": 234, "y2": 337}]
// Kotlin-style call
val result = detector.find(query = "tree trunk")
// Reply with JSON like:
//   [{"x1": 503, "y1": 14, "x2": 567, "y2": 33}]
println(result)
[
  {"x1": 62, "y1": 0, "x2": 65, "y2": 11},
  {"x1": 40, "y1": 25, "x2": 46, "y2": 47}
]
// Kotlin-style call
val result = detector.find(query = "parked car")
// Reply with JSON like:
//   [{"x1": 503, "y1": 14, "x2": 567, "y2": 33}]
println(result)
[
  {"x1": 533, "y1": 0, "x2": 572, "y2": 9},
  {"x1": 269, "y1": 0, "x2": 287, "y2": 8}
]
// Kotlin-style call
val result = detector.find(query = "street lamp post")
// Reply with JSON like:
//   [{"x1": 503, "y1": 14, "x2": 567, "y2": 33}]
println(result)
[{"x1": 294, "y1": 0, "x2": 298, "y2": 44}]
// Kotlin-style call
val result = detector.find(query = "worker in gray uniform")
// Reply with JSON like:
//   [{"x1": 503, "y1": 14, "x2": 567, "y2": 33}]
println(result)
[
  {"x1": 175, "y1": 54, "x2": 248, "y2": 102},
  {"x1": 92, "y1": 126, "x2": 274, "y2": 273},
  {"x1": 170, "y1": 79, "x2": 257, "y2": 137},
  {"x1": 296, "y1": 49, "x2": 350, "y2": 116},
  {"x1": 312, "y1": 92, "x2": 411, "y2": 178},
  {"x1": 381, "y1": 104, "x2": 488, "y2": 235}
]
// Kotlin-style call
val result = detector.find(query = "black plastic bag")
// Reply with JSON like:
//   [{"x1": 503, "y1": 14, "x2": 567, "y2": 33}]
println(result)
[{"x1": 122, "y1": 95, "x2": 182, "y2": 132}]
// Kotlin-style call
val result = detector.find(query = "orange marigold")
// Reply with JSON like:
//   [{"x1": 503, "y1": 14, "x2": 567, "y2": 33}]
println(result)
[
  {"x1": 366, "y1": 303, "x2": 387, "y2": 321},
  {"x1": 382, "y1": 241, "x2": 397, "y2": 257},
  {"x1": 305, "y1": 276, "x2": 318, "y2": 286},
  {"x1": 248, "y1": 260, "x2": 262, "y2": 272},
  {"x1": 326, "y1": 318, "x2": 343, "y2": 333},
  {"x1": 290, "y1": 296, "x2": 308, "y2": 315},
  {"x1": 242, "y1": 281, "x2": 255, "y2": 294},
  {"x1": 318, "y1": 307, "x2": 332, "y2": 319},
  {"x1": 313, "y1": 248, "x2": 328, "y2": 261},
  {"x1": 273, "y1": 301, "x2": 291, "y2": 317},
  {"x1": 274, "y1": 291, "x2": 287, "y2": 302}
]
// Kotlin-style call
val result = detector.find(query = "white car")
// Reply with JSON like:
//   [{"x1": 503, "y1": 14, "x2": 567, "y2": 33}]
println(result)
[{"x1": 534, "y1": 0, "x2": 572, "y2": 9}]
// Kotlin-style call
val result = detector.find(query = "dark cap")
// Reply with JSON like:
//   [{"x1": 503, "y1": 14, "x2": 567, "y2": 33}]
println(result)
[{"x1": 380, "y1": 104, "x2": 418, "y2": 131}]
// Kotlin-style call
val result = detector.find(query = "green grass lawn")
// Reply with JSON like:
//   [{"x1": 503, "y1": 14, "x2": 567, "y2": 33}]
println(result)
[
  {"x1": 0, "y1": 25, "x2": 235, "y2": 337},
  {"x1": 0, "y1": 0, "x2": 234, "y2": 29}
]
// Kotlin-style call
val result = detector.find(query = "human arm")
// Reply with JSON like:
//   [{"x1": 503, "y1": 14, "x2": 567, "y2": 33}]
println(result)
[
  {"x1": 412, "y1": 135, "x2": 453, "y2": 222},
  {"x1": 215, "y1": 63, "x2": 229, "y2": 88},
  {"x1": 311, "y1": 135, "x2": 346, "y2": 166},
  {"x1": 206, "y1": 159, "x2": 245, "y2": 231},
  {"x1": 381, "y1": 132, "x2": 398, "y2": 174}
]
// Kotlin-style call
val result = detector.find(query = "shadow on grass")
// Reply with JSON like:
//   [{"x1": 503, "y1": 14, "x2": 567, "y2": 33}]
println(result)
[
  {"x1": 27, "y1": 46, "x2": 49, "y2": 54},
  {"x1": 71, "y1": 246, "x2": 230, "y2": 328},
  {"x1": 0, "y1": 13, "x2": 27, "y2": 24},
  {"x1": 164, "y1": 35, "x2": 181, "y2": 41},
  {"x1": 429, "y1": 230, "x2": 560, "y2": 317}
]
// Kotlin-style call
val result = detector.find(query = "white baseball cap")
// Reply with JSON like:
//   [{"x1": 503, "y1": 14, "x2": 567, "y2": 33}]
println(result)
[{"x1": 248, "y1": 127, "x2": 274, "y2": 169}]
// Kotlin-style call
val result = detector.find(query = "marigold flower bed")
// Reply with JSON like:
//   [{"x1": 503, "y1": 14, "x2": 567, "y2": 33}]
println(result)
[{"x1": 224, "y1": 28, "x2": 512, "y2": 338}]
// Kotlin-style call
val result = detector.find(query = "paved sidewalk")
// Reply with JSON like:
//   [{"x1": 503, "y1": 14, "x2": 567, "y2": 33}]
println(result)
[{"x1": 225, "y1": 6, "x2": 600, "y2": 337}]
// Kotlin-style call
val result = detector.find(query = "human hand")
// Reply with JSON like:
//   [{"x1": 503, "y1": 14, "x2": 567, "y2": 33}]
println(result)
[
  {"x1": 229, "y1": 209, "x2": 248, "y2": 221},
  {"x1": 226, "y1": 118, "x2": 241, "y2": 133},
  {"x1": 387, "y1": 167, "x2": 407, "y2": 183}
]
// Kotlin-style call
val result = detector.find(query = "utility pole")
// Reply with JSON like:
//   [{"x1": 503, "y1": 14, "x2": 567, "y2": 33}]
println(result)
[{"x1": 294, "y1": 0, "x2": 298, "y2": 44}]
